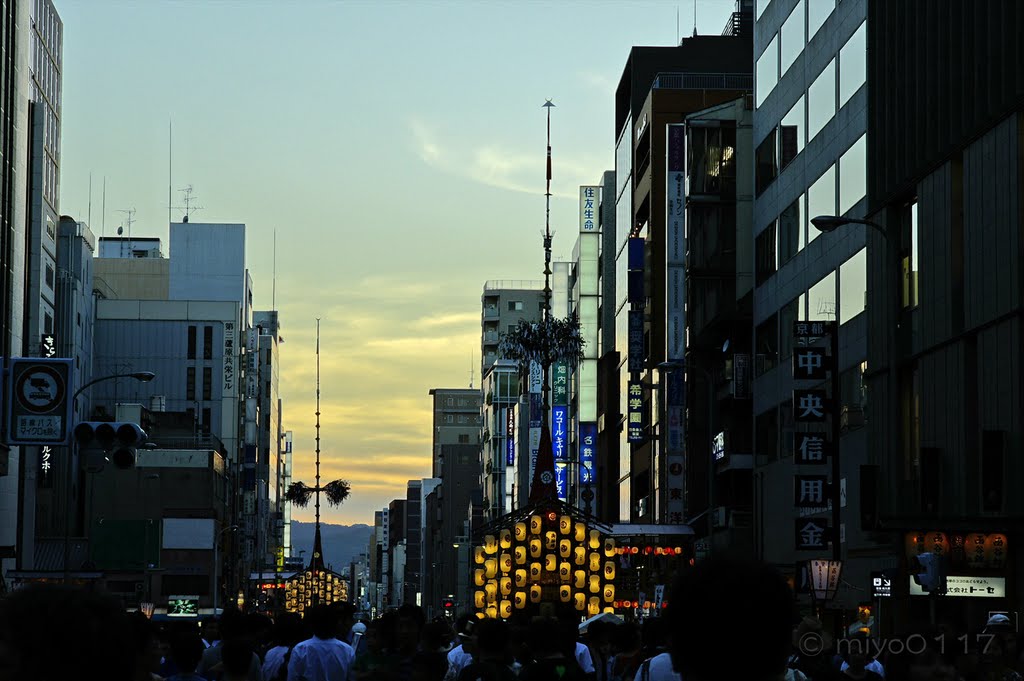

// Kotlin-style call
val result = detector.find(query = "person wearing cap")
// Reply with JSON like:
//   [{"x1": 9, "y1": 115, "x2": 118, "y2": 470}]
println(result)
[{"x1": 979, "y1": 614, "x2": 1023, "y2": 681}]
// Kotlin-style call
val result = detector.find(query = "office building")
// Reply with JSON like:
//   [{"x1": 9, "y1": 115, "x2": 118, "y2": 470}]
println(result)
[
  {"x1": 480, "y1": 281, "x2": 545, "y2": 378},
  {"x1": 253, "y1": 310, "x2": 287, "y2": 570}
]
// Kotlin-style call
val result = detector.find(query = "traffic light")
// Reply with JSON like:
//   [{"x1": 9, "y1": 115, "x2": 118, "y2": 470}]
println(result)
[
  {"x1": 443, "y1": 597, "x2": 454, "y2": 616},
  {"x1": 912, "y1": 552, "x2": 947, "y2": 595},
  {"x1": 73, "y1": 421, "x2": 149, "y2": 469}
]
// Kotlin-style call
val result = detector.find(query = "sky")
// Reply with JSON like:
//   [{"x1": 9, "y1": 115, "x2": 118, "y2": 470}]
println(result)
[{"x1": 56, "y1": 0, "x2": 737, "y2": 526}]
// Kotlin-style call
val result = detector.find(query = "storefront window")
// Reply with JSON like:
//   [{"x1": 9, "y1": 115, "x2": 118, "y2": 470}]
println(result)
[
  {"x1": 839, "y1": 21, "x2": 867, "y2": 109},
  {"x1": 839, "y1": 135, "x2": 867, "y2": 215},
  {"x1": 839, "y1": 248, "x2": 867, "y2": 325},
  {"x1": 756, "y1": 34, "x2": 779, "y2": 108},
  {"x1": 808, "y1": 58, "x2": 836, "y2": 142},
  {"x1": 807, "y1": 165, "x2": 837, "y2": 245}
]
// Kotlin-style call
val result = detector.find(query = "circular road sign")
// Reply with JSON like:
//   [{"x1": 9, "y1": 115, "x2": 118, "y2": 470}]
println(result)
[{"x1": 15, "y1": 364, "x2": 67, "y2": 414}]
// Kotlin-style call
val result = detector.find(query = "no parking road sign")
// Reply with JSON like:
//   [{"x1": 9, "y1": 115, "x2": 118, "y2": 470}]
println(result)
[{"x1": 5, "y1": 358, "x2": 73, "y2": 446}]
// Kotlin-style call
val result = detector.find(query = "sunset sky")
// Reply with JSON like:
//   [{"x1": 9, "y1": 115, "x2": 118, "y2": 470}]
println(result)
[{"x1": 57, "y1": 0, "x2": 735, "y2": 525}]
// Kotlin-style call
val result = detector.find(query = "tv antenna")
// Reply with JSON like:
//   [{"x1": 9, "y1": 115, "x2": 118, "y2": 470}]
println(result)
[
  {"x1": 116, "y1": 207, "x2": 136, "y2": 257},
  {"x1": 469, "y1": 352, "x2": 475, "y2": 389},
  {"x1": 173, "y1": 185, "x2": 204, "y2": 223}
]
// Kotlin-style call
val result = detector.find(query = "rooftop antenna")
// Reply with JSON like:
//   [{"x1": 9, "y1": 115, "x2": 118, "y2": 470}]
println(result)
[
  {"x1": 173, "y1": 185, "x2": 203, "y2": 223},
  {"x1": 88, "y1": 172, "x2": 92, "y2": 227},
  {"x1": 101, "y1": 177, "x2": 107, "y2": 238},
  {"x1": 469, "y1": 352, "x2": 474, "y2": 389},
  {"x1": 272, "y1": 229, "x2": 277, "y2": 310},
  {"x1": 116, "y1": 208, "x2": 136, "y2": 257},
  {"x1": 693, "y1": 0, "x2": 697, "y2": 37},
  {"x1": 168, "y1": 120, "x2": 172, "y2": 226}
]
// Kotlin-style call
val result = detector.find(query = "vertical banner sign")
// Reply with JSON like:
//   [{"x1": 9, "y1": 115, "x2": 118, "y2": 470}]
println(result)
[
  {"x1": 39, "y1": 335, "x2": 58, "y2": 484},
  {"x1": 40, "y1": 334, "x2": 57, "y2": 358},
  {"x1": 627, "y1": 237, "x2": 645, "y2": 304},
  {"x1": 627, "y1": 381, "x2": 645, "y2": 442},
  {"x1": 579, "y1": 186, "x2": 599, "y2": 232},
  {"x1": 223, "y1": 321, "x2": 236, "y2": 396},
  {"x1": 529, "y1": 361, "x2": 543, "y2": 394},
  {"x1": 578, "y1": 423, "x2": 597, "y2": 484},
  {"x1": 666, "y1": 123, "x2": 686, "y2": 361},
  {"x1": 664, "y1": 368, "x2": 685, "y2": 524},
  {"x1": 555, "y1": 463, "x2": 568, "y2": 502},
  {"x1": 246, "y1": 328, "x2": 258, "y2": 399},
  {"x1": 795, "y1": 519, "x2": 830, "y2": 551},
  {"x1": 552, "y1": 406, "x2": 568, "y2": 462},
  {"x1": 733, "y1": 353, "x2": 751, "y2": 399},
  {"x1": 506, "y1": 406, "x2": 516, "y2": 467},
  {"x1": 795, "y1": 433, "x2": 831, "y2": 464},
  {"x1": 553, "y1": 362, "x2": 569, "y2": 406},
  {"x1": 529, "y1": 393, "x2": 542, "y2": 484},
  {"x1": 627, "y1": 310, "x2": 644, "y2": 373}
]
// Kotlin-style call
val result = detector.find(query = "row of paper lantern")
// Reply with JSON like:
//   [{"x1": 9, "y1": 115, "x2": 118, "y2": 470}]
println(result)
[
  {"x1": 475, "y1": 584, "x2": 616, "y2": 612},
  {"x1": 476, "y1": 551, "x2": 616, "y2": 575},
  {"x1": 482, "y1": 519, "x2": 610, "y2": 552},
  {"x1": 475, "y1": 558, "x2": 616, "y2": 583},
  {"x1": 476, "y1": 567, "x2": 614, "y2": 591}
]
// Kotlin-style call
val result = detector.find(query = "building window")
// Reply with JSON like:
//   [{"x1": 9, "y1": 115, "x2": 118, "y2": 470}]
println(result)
[
  {"x1": 779, "y1": 292, "x2": 806, "y2": 360},
  {"x1": 45, "y1": 216, "x2": 55, "y2": 240},
  {"x1": 507, "y1": 324, "x2": 516, "y2": 334},
  {"x1": 265, "y1": 381, "x2": 271, "y2": 399},
  {"x1": 445, "y1": 415, "x2": 453, "y2": 423},
  {"x1": 808, "y1": 271, "x2": 837, "y2": 321},
  {"x1": 808, "y1": 58, "x2": 837, "y2": 142},
  {"x1": 755, "y1": 129, "x2": 777, "y2": 196},
  {"x1": 807, "y1": 165, "x2": 836, "y2": 245},
  {"x1": 44, "y1": 312, "x2": 53, "y2": 334},
  {"x1": 755, "y1": 315, "x2": 778, "y2": 376},
  {"x1": 458, "y1": 434, "x2": 470, "y2": 444},
  {"x1": 187, "y1": 326, "x2": 197, "y2": 360},
  {"x1": 44, "y1": 263, "x2": 54, "y2": 289},
  {"x1": 778, "y1": 195, "x2": 802, "y2": 266},
  {"x1": 779, "y1": 0, "x2": 805, "y2": 77},
  {"x1": 202, "y1": 407, "x2": 212, "y2": 435},
  {"x1": 839, "y1": 135, "x2": 867, "y2": 215},
  {"x1": 839, "y1": 21, "x2": 867, "y2": 109},
  {"x1": 903, "y1": 201, "x2": 919, "y2": 309},
  {"x1": 839, "y1": 248, "x2": 867, "y2": 325},
  {"x1": 755, "y1": 223, "x2": 777, "y2": 285},
  {"x1": 186, "y1": 367, "x2": 196, "y2": 401},
  {"x1": 202, "y1": 367, "x2": 212, "y2": 401},
  {"x1": 807, "y1": 0, "x2": 834, "y2": 42},
  {"x1": 203, "y1": 326, "x2": 213, "y2": 360},
  {"x1": 780, "y1": 96, "x2": 805, "y2": 170},
  {"x1": 508, "y1": 301, "x2": 523, "y2": 311},
  {"x1": 756, "y1": 33, "x2": 779, "y2": 108}
]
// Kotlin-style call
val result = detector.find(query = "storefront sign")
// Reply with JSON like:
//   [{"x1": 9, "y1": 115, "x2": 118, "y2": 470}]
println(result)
[
  {"x1": 627, "y1": 381, "x2": 644, "y2": 442},
  {"x1": 223, "y1": 321, "x2": 236, "y2": 395},
  {"x1": 553, "y1": 362, "x2": 569, "y2": 406},
  {"x1": 579, "y1": 423, "x2": 597, "y2": 484},
  {"x1": 909, "y1": 575, "x2": 1005, "y2": 598},
  {"x1": 506, "y1": 407, "x2": 516, "y2": 467},
  {"x1": 552, "y1": 406, "x2": 568, "y2": 462}
]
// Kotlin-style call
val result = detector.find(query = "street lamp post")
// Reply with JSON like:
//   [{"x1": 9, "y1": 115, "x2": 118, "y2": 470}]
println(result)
[
  {"x1": 213, "y1": 524, "x2": 240, "y2": 615},
  {"x1": 64, "y1": 371, "x2": 155, "y2": 583}
]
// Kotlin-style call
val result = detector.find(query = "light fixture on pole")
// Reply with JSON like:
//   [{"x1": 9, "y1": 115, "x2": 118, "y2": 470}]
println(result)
[
  {"x1": 809, "y1": 558, "x2": 843, "y2": 601},
  {"x1": 811, "y1": 215, "x2": 887, "y2": 239}
]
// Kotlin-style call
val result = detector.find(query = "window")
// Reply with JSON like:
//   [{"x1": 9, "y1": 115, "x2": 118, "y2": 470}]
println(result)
[
  {"x1": 808, "y1": 271, "x2": 837, "y2": 321},
  {"x1": 202, "y1": 367, "x2": 213, "y2": 400},
  {"x1": 756, "y1": 223, "x2": 778, "y2": 284},
  {"x1": 807, "y1": 166, "x2": 836, "y2": 245},
  {"x1": 507, "y1": 301, "x2": 523, "y2": 312},
  {"x1": 780, "y1": 0, "x2": 805, "y2": 77},
  {"x1": 44, "y1": 263, "x2": 54, "y2": 289},
  {"x1": 755, "y1": 129, "x2": 777, "y2": 196},
  {"x1": 779, "y1": 292, "x2": 807, "y2": 359},
  {"x1": 44, "y1": 312, "x2": 53, "y2": 334},
  {"x1": 756, "y1": 0, "x2": 770, "y2": 20},
  {"x1": 265, "y1": 380, "x2": 271, "y2": 399},
  {"x1": 839, "y1": 21, "x2": 867, "y2": 108},
  {"x1": 839, "y1": 135, "x2": 867, "y2": 215},
  {"x1": 756, "y1": 34, "x2": 779, "y2": 107},
  {"x1": 807, "y1": 0, "x2": 834, "y2": 41},
  {"x1": 779, "y1": 96, "x2": 804, "y2": 170},
  {"x1": 187, "y1": 326, "x2": 197, "y2": 359},
  {"x1": 755, "y1": 315, "x2": 779, "y2": 375},
  {"x1": 186, "y1": 367, "x2": 196, "y2": 400},
  {"x1": 45, "y1": 216, "x2": 55, "y2": 240},
  {"x1": 202, "y1": 408, "x2": 212, "y2": 435},
  {"x1": 445, "y1": 415, "x2": 453, "y2": 423},
  {"x1": 839, "y1": 248, "x2": 867, "y2": 324},
  {"x1": 458, "y1": 434, "x2": 470, "y2": 444},
  {"x1": 203, "y1": 326, "x2": 213, "y2": 360},
  {"x1": 778, "y1": 195, "x2": 803, "y2": 265},
  {"x1": 903, "y1": 201, "x2": 919, "y2": 308},
  {"x1": 808, "y1": 58, "x2": 836, "y2": 142}
]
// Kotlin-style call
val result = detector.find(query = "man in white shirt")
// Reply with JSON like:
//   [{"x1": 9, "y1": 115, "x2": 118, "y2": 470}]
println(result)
[
  {"x1": 634, "y1": 652, "x2": 681, "y2": 681},
  {"x1": 287, "y1": 605, "x2": 355, "y2": 681},
  {"x1": 443, "y1": 616, "x2": 476, "y2": 681},
  {"x1": 576, "y1": 641, "x2": 596, "y2": 675}
]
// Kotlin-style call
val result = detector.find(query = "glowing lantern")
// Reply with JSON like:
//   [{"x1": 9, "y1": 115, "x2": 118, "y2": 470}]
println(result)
[
  {"x1": 560, "y1": 585, "x2": 572, "y2": 603},
  {"x1": 500, "y1": 577, "x2": 512, "y2": 597},
  {"x1": 515, "y1": 569, "x2": 527, "y2": 588},
  {"x1": 499, "y1": 529, "x2": 512, "y2": 549},
  {"x1": 530, "y1": 562, "x2": 542, "y2": 581},
  {"x1": 484, "y1": 558, "x2": 497, "y2": 579},
  {"x1": 603, "y1": 607, "x2": 615, "y2": 614},
  {"x1": 474, "y1": 547, "x2": 485, "y2": 565},
  {"x1": 574, "y1": 522, "x2": 586, "y2": 543},
  {"x1": 499, "y1": 600, "x2": 512, "y2": 618},
  {"x1": 486, "y1": 606, "x2": 497, "y2": 619},
  {"x1": 559, "y1": 539, "x2": 572, "y2": 559},
  {"x1": 604, "y1": 537, "x2": 616, "y2": 557},
  {"x1": 574, "y1": 569, "x2": 586, "y2": 589},
  {"x1": 500, "y1": 553, "x2": 512, "y2": 573},
  {"x1": 604, "y1": 561, "x2": 616, "y2": 580},
  {"x1": 655, "y1": 547, "x2": 664, "y2": 555},
  {"x1": 545, "y1": 554, "x2": 557, "y2": 572},
  {"x1": 589, "y1": 530, "x2": 601, "y2": 550},
  {"x1": 484, "y1": 535, "x2": 497, "y2": 554},
  {"x1": 474, "y1": 569, "x2": 485, "y2": 587},
  {"x1": 589, "y1": 574, "x2": 601, "y2": 594},
  {"x1": 474, "y1": 591, "x2": 485, "y2": 609},
  {"x1": 515, "y1": 522, "x2": 527, "y2": 541},
  {"x1": 529, "y1": 538, "x2": 542, "y2": 558},
  {"x1": 530, "y1": 585, "x2": 542, "y2": 603},
  {"x1": 484, "y1": 583, "x2": 497, "y2": 603},
  {"x1": 545, "y1": 531, "x2": 557, "y2": 550},
  {"x1": 530, "y1": 515, "x2": 542, "y2": 535},
  {"x1": 514, "y1": 546, "x2": 527, "y2": 565},
  {"x1": 603, "y1": 584, "x2": 615, "y2": 603},
  {"x1": 575, "y1": 592, "x2": 586, "y2": 611},
  {"x1": 589, "y1": 553, "x2": 601, "y2": 572},
  {"x1": 588, "y1": 598, "x2": 601, "y2": 617},
  {"x1": 559, "y1": 562, "x2": 572, "y2": 582},
  {"x1": 559, "y1": 515, "x2": 572, "y2": 535},
  {"x1": 574, "y1": 546, "x2": 587, "y2": 566},
  {"x1": 514, "y1": 591, "x2": 526, "y2": 609}
]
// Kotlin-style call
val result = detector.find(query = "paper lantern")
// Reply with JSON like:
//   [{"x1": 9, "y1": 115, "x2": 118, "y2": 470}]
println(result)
[
  {"x1": 560, "y1": 585, "x2": 572, "y2": 603},
  {"x1": 530, "y1": 515, "x2": 542, "y2": 535},
  {"x1": 474, "y1": 569, "x2": 485, "y2": 587},
  {"x1": 486, "y1": 606, "x2": 497, "y2": 619},
  {"x1": 574, "y1": 546, "x2": 587, "y2": 566},
  {"x1": 474, "y1": 547, "x2": 485, "y2": 564},
  {"x1": 559, "y1": 562, "x2": 572, "y2": 582},
  {"x1": 559, "y1": 515, "x2": 572, "y2": 535},
  {"x1": 529, "y1": 538, "x2": 542, "y2": 558},
  {"x1": 515, "y1": 569, "x2": 527, "y2": 588},
  {"x1": 474, "y1": 591, "x2": 485, "y2": 609},
  {"x1": 500, "y1": 577, "x2": 512, "y2": 597},
  {"x1": 589, "y1": 530, "x2": 601, "y2": 550},
  {"x1": 545, "y1": 554, "x2": 557, "y2": 572},
  {"x1": 985, "y1": 533, "x2": 1009, "y2": 569},
  {"x1": 499, "y1": 528, "x2": 512, "y2": 549},
  {"x1": 588, "y1": 598, "x2": 601, "y2": 617},
  {"x1": 604, "y1": 537, "x2": 616, "y2": 557},
  {"x1": 589, "y1": 574, "x2": 601, "y2": 594},
  {"x1": 485, "y1": 558, "x2": 498, "y2": 579},
  {"x1": 530, "y1": 585, "x2": 542, "y2": 603},
  {"x1": 545, "y1": 531, "x2": 557, "y2": 550},
  {"x1": 575, "y1": 522, "x2": 586, "y2": 543},
  {"x1": 499, "y1": 600, "x2": 512, "y2": 619},
  {"x1": 515, "y1": 522, "x2": 527, "y2": 541},
  {"x1": 559, "y1": 539, "x2": 572, "y2": 559},
  {"x1": 514, "y1": 591, "x2": 526, "y2": 609},
  {"x1": 603, "y1": 584, "x2": 615, "y2": 603},
  {"x1": 603, "y1": 607, "x2": 615, "y2": 614},
  {"x1": 574, "y1": 570, "x2": 587, "y2": 589},
  {"x1": 604, "y1": 561, "x2": 616, "y2": 580},
  {"x1": 966, "y1": 532, "x2": 987, "y2": 569},
  {"x1": 485, "y1": 535, "x2": 497, "y2": 554},
  {"x1": 589, "y1": 553, "x2": 601, "y2": 572},
  {"x1": 500, "y1": 553, "x2": 512, "y2": 573},
  {"x1": 484, "y1": 583, "x2": 497, "y2": 602},
  {"x1": 575, "y1": 592, "x2": 586, "y2": 611},
  {"x1": 530, "y1": 562, "x2": 542, "y2": 581},
  {"x1": 514, "y1": 546, "x2": 527, "y2": 565}
]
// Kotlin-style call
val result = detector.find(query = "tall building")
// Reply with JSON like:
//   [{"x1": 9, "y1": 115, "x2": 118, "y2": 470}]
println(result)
[
  {"x1": 480, "y1": 361, "x2": 519, "y2": 521},
  {"x1": 751, "y1": 0, "x2": 878, "y2": 603},
  {"x1": 865, "y1": 1, "x2": 1024, "y2": 625},
  {"x1": 253, "y1": 310, "x2": 287, "y2": 571},
  {"x1": 480, "y1": 281, "x2": 545, "y2": 378},
  {"x1": 429, "y1": 388, "x2": 481, "y2": 478}
]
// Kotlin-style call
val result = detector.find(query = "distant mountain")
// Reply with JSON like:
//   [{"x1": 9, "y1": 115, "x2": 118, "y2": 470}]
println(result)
[{"x1": 289, "y1": 521, "x2": 373, "y2": 571}]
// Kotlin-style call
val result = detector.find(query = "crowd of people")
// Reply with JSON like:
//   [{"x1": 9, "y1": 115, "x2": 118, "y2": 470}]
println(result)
[{"x1": 0, "y1": 559, "x2": 1020, "y2": 681}]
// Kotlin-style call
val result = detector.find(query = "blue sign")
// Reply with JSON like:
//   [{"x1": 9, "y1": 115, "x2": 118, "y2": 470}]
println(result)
[
  {"x1": 506, "y1": 407, "x2": 516, "y2": 467},
  {"x1": 552, "y1": 406, "x2": 568, "y2": 461},
  {"x1": 555, "y1": 463, "x2": 568, "y2": 502},
  {"x1": 529, "y1": 393, "x2": 543, "y2": 427},
  {"x1": 579, "y1": 422, "x2": 597, "y2": 484}
]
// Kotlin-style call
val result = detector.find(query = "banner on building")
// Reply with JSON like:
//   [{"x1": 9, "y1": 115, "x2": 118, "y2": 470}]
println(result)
[
  {"x1": 579, "y1": 186, "x2": 600, "y2": 232},
  {"x1": 529, "y1": 361, "x2": 543, "y2": 394},
  {"x1": 223, "y1": 321, "x2": 236, "y2": 396},
  {"x1": 579, "y1": 423, "x2": 597, "y2": 485},
  {"x1": 628, "y1": 310, "x2": 644, "y2": 373},
  {"x1": 553, "y1": 362, "x2": 569, "y2": 406},
  {"x1": 627, "y1": 381, "x2": 645, "y2": 442},
  {"x1": 506, "y1": 406, "x2": 516, "y2": 467},
  {"x1": 555, "y1": 463, "x2": 568, "y2": 502},
  {"x1": 552, "y1": 406, "x2": 568, "y2": 462},
  {"x1": 666, "y1": 123, "x2": 686, "y2": 361}
]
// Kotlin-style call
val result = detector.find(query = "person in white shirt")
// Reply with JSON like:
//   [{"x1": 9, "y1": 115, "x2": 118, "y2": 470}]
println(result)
[
  {"x1": 287, "y1": 605, "x2": 355, "y2": 681},
  {"x1": 444, "y1": 616, "x2": 477, "y2": 681},
  {"x1": 576, "y1": 641, "x2": 596, "y2": 674},
  {"x1": 633, "y1": 652, "x2": 680, "y2": 681}
]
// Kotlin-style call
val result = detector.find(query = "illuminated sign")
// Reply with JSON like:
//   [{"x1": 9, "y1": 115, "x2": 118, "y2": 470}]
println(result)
[
  {"x1": 167, "y1": 596, "x2": 200, "y2": 617},
  {"x1": 627, "y1": 382, "x2": 644, "y2": 442},
  {"x1": 506, "y1": 407, "x2": 516, "y2": 467},
  {"x1": 579, "y1": 186, "x2": 599, "y2": 232},
  {"x1": 553, "y1": 362, "x2": 569, "y2": 406},
  {"x1": 552, "y1": 406, "x2": 568, "y2": 462},
  {"x1": 713, "y1": 431, "x2": 726, "y2": 461},
  {"x1": 579, "y1": 423, "x2": 597, "y2": 484},
  {"x1": 909, "y1": 576, "x2": 1005, "y2": 598},
  {"x1": 223, "y1": 321, "x2": 235, "y2": 395},
  {"x1": 555, "y1": 463, "x2": 568, "y2": 502}
]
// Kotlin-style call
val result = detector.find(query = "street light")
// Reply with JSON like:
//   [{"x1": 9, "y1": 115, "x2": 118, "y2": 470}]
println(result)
[
  {"x1": 811, "y1": 215, "x2": 887, "y2": 239},
  {"x1": 64, "y1": 370, "x2": 156, "y2": 583},
  {"x1": 213, "y1": 525, "x2": 240, "y2": 615}
]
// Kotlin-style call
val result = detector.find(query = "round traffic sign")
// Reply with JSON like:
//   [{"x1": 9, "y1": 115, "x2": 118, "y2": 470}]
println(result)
[{"x1": 15, "y1": 364, "x2": 66, "y2": 414}]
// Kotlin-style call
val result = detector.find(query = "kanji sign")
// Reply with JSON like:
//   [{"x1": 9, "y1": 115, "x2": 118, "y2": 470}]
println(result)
[
  {"x1": 627, "y1": 381, "x2": 645, "y2": 442},
  {"x1": 793, "y1": 348, "x2": 829, "y2": 381},
  {"x1": 795, "y1": 433, "x2": 832, "y2": 464},
  {"x1": 552, "y1": 406, "x2": 568, "y2": 461},
  {"x1": 793, "y1": 321, "x2": 836, "y2": 339},
  {"x1": 553, "y1": 362, "x2": 569, "y2": 406},
  {"x1": 795, "y1": 519, "x2": 830, "y2": 551},
  {"x1": 628, "y1": 310, "x2": 644, "y2": 373},
  {"x1": 793, "y1": 389, "x2": 829, "y2": 423},
  {"x1": 579, "y1": 422, "x2": 597, "y2": 484},
  {"x1": 908, "y1": 575, "x2": 1005, "y2": 598},
  {"x1": 40, "y1": 334, "x2": 57, "y2": 358},
  {"x1": 5, "y1": 358, "x2": 73, "y2": 446},
  {"x1": 794, "y1": 475, "x2": 830, "y2": 507}
]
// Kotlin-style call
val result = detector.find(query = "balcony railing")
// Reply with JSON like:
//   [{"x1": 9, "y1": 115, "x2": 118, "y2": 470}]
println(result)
[
  {"x1": 652, "y1": 72, "x2": 753, "y2": 91},
  {"x1": 483, "y1": 280, "x2": 544, "y2": 291}
]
